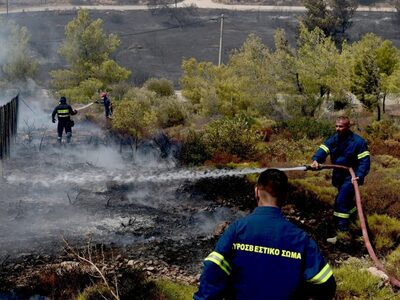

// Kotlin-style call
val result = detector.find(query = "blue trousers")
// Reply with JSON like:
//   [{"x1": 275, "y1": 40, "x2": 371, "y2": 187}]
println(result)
[{"x1": 334, "y1": 180, "x2": 356, "y2": 231}]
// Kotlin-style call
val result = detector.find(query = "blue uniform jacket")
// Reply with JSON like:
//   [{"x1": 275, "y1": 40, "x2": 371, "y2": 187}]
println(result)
[
  {"x1": 312, "y1": 131, "x2": 370, "y2": 186},
  {"x1": 194, "y1": 207, "x2": 333, "y2": 300}
]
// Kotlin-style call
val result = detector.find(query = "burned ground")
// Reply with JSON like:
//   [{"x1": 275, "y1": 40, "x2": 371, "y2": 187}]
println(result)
[
  {"x1": 0, "y1": 122, "x2": 366, "y2": 297},
  {"x1": 5, "y1": 8, "x2": 400, "y2": 86}
]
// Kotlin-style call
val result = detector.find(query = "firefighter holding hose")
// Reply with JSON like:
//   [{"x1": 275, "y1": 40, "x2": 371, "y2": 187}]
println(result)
[
  {"x1": 311, "y1": 116, "x2": 370, "y2": 244},
  {"x1": 51, "y1": 96, "x2": 77, "y2": 144},
  {"x1": 194, "y1": 169, "x2": 336, "y2": 300}
]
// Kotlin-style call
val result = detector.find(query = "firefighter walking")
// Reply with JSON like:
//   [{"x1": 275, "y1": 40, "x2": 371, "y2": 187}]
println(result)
[{"x1": 51, "y1": 96, "x2": 77, "y2": 144}]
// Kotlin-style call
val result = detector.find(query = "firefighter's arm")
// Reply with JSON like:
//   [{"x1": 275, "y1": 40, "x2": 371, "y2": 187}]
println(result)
[
  {"x1": 70, "y1": 106, "x2": 78, "y2": 115},
  {"x1": 193, "y1": 224, "x2": 235, "y2": 300},
  {"x1": 51, "y1": 108, "x2": 57, "y2": 122},
  {"x1": 355, "y1": 141, "x2": 370, "y2": 182},
  {"x1": 311, "y1": 137, "x2": 332, "y2": 167},
  {"x1": 302, "y1": 237, "x2": 336, "y2": 300}
]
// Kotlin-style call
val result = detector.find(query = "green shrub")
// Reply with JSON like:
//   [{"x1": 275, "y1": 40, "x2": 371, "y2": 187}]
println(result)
[
  {"x1": 363, "y1": 169, "x2": 400, "y2": 219},
  {"x1": 76, "y1": 284, "x2": 114, "y2": 300},
  {"x1": 334, "y1": 257, "x2": 394, "y2": 299},
  {"x1": 367, "y1": 214, "x2": 400, "y2": 255},
  {"x1": 179, "y1": 130, "x2": 209, "y2": 166},
  {"x1": 366, "y1": 119, "x2": 397, "y2": 140},
  {"x1": 386, "y1": 246, "x2": 400, "y2": 280},
  {"x1": 277, "y1": 117, "x2": 334, "y2": 140},
  {"x1": 155, "y1": 97, "x2": 187, "y2": 128},
  {"x1": 261, "y1": 137, "x2": 319, "y2": 165},
  {"x1": 204, "y1": 116, "x2": 261, "y2": 160},
  {"x1": 291, "y1": 177, "x2": 336, "y2": 205},
  {"x1": 144, "y1": 78, "x2": 174, "y2": 97},
  {"x1": 155, "y1": 279, "x2": 197, "y2": 300},
  {"x1": 374, "y1": 155, "x2": 400, "y2": 168}
]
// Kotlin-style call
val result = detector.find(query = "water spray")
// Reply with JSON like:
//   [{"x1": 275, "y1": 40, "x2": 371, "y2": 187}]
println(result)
[{"x1": 75, "y1": 102, "x2": 95, "y2": 111}]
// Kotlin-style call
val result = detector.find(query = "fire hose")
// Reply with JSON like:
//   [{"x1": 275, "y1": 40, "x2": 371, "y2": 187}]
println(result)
[{"x1": 300, "y1": 163, "x2": 400, "y2": 288}]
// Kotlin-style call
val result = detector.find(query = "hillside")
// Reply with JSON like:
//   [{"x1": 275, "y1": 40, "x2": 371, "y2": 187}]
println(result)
[{"x1": 5, "y1": 7, "x2": 399, "y2": 87}]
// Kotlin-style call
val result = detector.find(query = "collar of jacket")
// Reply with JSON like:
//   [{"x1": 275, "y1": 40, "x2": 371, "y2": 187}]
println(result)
[{"x1": 253, "y1": 206, "x2": 282, "y2": 215}]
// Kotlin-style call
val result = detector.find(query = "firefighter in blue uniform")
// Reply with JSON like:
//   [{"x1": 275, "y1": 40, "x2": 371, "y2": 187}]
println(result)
[
  {"x1": 52, "y1": 96, "x2": 77, "y2": 144},
  {"x1": 194, "y1": 169, "x2": 336, "y2": 300},
  {"x1": 311, "y1": 116, "x2": 370, "y2": 243}
]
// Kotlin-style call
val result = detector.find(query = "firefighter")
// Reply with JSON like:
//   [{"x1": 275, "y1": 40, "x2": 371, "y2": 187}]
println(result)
[
  {"x1": 100, "y1": 92, "x2": 112, "y2": 118},
  {"x1": 194, "y1": 169, "x2": 336, "y2": 300},
  {"x1": 311, "y1": 116, "x2": 370, "y2": 244},
  {"x1": 51, "y1": 96, "x2": 77, "y2": 144}
]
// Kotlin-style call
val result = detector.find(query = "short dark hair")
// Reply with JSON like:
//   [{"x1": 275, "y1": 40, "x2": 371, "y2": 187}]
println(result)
[{"x1": 257, "y1": 169, "x2": 288, "y2": 202}]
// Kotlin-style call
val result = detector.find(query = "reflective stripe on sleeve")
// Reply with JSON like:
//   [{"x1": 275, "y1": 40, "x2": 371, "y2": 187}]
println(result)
[
  {"x1": 349, "y1": 207, "x2": 357, "y2": 214},
  {"x1": 319, "y1": 144, "x2": 329, "y2": 154},
  {"x1": 334, "y1": 211, "x2": 350, "y2": 219},
  {"x1": 307, "y1": 263, "x2": 333, "y2": 284},
  {"x1": 204, "y1": 251, "x2": 232, "y2": 275},
  {"x1": 357, "y1": 151, "x2": 370, "y2": 159}
]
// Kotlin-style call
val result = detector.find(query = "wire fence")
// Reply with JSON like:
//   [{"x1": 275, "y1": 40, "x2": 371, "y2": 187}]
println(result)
[{"x1": 0, "y1": 94, "x2": 19, "y2": 160}]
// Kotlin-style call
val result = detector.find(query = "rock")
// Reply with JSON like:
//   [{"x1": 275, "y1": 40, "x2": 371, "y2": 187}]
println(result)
[
  {"x1": 60, "y1": 261, "x2": 79, "y2": 270},
  {"x1": 127, "y1": 260, "x2": 134, "y2": 266},
  {"x1": 367, "y1": 267, "x2": 389, "y2": 281}
]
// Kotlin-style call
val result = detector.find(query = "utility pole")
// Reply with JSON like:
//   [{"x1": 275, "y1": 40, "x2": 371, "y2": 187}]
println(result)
[
  {"x1": 218, "y1": 13, "x2": 224, "y2": 66},
  {"x1": 6, "y1": 0, "x2": 9, "y2": 16}
]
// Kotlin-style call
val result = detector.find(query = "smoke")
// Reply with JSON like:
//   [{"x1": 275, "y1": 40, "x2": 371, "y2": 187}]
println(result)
[{"x1": 1, "y1": 110, "x2": 248, "y2": 259}]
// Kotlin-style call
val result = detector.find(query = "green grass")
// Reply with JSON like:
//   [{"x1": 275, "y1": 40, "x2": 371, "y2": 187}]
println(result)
[
  {"x1": 334, "y1": 257, "x2": 396, "y2": 299},
  {"x1": 155, "y1": 279, "x2": 197, "y2": 300}
]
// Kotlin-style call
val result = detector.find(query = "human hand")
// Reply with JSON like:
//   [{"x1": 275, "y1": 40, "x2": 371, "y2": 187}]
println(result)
[
  {"x1": 52, "y1": 119, "x2": 56, "y2": 123},
  {"x1": 310, "y1": 160, "x2": 319, "y2": 170},
  {"x1": 351, "y1": 177, "x2": 359, "y2": 183}
]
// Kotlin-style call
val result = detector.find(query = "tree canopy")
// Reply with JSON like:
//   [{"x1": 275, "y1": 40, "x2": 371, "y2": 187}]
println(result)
[
  {"x1": 0, "y1": 19, "x2": 37, "y2": 83},
  {"x1": 50, "y1": 10, "x2": 130, "y2": 102}
]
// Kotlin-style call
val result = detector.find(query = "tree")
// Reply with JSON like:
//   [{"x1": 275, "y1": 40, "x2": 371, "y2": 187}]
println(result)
[
  {"x1": 225, "y1": 34, "x2": 277, "y2": 116},
  {"x1": 0, "y1": 19, "x2": 37, "y2": 82},
  {"x1": 328, "y1": 0, "x2": 358, "y2": 45},
  {"x1": 180, "y1": 57, "x2": 220, "y2": 116},
  {"x1": 112, "y1": 97, "x2": 157, "y2": 149},
  {"x1": 301, "y1": 0, "x2": 357, "y2": 46},
  {"x1": 50, "y1": 10, "x2": 130, "y2": 102},
  {"x1": 347, "y1": 33, "x2": 400, "y2": 120},
  {"x1": 286, "y1": 24, "x2": 344, "y2": 117}
]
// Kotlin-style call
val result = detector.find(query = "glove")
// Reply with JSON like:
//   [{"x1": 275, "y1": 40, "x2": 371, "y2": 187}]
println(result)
[{"x1": 52, "y1": 119, "x2": 56, "y2": 123}]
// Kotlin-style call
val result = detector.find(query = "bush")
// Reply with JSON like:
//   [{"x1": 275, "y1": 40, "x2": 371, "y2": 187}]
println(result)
[
  {"x1": 366, "y1": 214, "x2": 400, "y2": 255},
  {"x1": 155, "y1": 279, "x2": 196, "y2": 300},
  {"x1": 261, "y1": 137, "x2": 319, "y2": 165},
  {"x1": 144, "y1": 78, "x2": 175, "y2": 97},
  {"x1": 334, "y1": 257, "x2": 394, "y2": 299},
  {"x1": 76, "y1": 284, "x2": 114, "y2": 300},
  {"x1": 155, "y1": 97, "x2": 187, "y2": 128},
  {"x1": 277, "y1": 117, "x2": 334, "y2": 140},
  {"x1": 386, "y1": 246, "x2": 400, "y2": 280},
  {"x1": 363, "y1": 167, "x2": 400, "y2": 219},
  {"x1": 204, "y1": 116, "x2": 261, "y2": 160},
  {"x1": 366, "y1": 119, "x2": 397, "y2": 140},
  {"x1": 179, "y1": 130, "x2": 208, "y2": 166}
]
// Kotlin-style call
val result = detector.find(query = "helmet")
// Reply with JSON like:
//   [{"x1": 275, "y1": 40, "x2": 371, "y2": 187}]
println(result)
[
  {"x1": 100, "y1": 92, "x2": 107, "y2": 98},
  {"x1": 59, "y1": 96, "x2": 67, "y2": 104}
]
